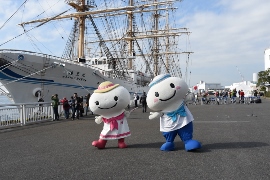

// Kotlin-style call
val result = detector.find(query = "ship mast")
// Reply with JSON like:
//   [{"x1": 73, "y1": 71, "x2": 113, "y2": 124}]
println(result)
[
  {"x1": 66, "y1": 0, "x2": 93, "y2": 60},
  {"x1": 127, "y1": 0, "x2": 134, "y2": 70},
  {"x1": 165, "y1": 6, "x2": 169, "y2": 73},
  {"x1": 153, "y1": 0, "x2": 159, "y2": 76}
]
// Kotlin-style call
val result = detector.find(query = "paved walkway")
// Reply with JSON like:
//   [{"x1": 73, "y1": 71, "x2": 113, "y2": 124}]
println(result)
[{"x1": 1, "y1": 99, "x2": 270, "y2": 179}]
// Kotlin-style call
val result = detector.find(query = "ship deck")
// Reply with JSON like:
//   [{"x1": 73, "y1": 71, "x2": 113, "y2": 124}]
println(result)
[{"x1": 1, "y1": 100, "x2": 270, "y2": 179}]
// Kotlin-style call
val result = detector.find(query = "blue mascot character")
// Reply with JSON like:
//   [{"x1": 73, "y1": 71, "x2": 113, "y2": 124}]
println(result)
[{"x1": 146, "y1": 74, "x2": 201, "y2": 151}]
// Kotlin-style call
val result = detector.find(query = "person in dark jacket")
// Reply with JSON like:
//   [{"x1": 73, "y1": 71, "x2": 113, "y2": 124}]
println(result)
[
  {"x1": 38, "y1": 97, "x2": 44, "y2": 111},
  {"x1": 140, "y1": 92, "x2": 147, "y2": 113},
  {"x1": 134, "y1": 92, "x2": 139, "y2": 107},
  {"x1": 71, "y1": 93, "x2": 81, "y2": 120},
  {"x1": 79, "y1": 96, "x2": 84, "y2": 117},
  {"x1": 51, "y1": 94, "x2": 59, "y2": 121}
]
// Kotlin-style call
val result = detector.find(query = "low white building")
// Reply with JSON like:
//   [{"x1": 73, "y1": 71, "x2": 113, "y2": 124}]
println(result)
[
  {"x1": 196, "y1": 80, "x2": 222, "y2": 92},
  {"x1": 225, "y1": 81, "x2": 257, "y2": 96}
]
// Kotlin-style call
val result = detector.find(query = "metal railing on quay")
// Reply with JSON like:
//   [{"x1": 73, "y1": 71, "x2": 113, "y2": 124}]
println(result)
[
  {"x1": 189, "y1": 95, "x2": 261, "y2": 106},
  {"x1": 0, "y1": 102, "x2": 65, "y2": 129}
]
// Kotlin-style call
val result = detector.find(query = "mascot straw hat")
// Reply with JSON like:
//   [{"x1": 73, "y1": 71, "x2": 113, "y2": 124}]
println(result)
[{"x1": 94, "y1": 81, "x2": 119, "y2": 93}]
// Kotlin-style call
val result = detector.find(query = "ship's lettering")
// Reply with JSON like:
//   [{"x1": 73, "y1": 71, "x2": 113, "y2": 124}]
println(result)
[
  {"x1": 66, "y1": 71, "x2": 86, "y2": 77},
  {"x1": 62, "y1": 75, "x2": 74, "y2": 79},
  {"x1": 76, "y1": 77, "x2": 86, "y2": 81},
  {"x1": 62, "y1": 75, "x2": 86, "y2": 81}
]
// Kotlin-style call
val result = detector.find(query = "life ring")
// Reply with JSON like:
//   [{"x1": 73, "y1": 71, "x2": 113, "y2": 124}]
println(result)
[{"x1": 33, "y1": 88, "x2": 42, "y2": 97}]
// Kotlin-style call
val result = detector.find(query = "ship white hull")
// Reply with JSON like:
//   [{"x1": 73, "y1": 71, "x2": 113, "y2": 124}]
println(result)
[{"x1": 0, "y1": 50, "x2": 149, "y2": 103}]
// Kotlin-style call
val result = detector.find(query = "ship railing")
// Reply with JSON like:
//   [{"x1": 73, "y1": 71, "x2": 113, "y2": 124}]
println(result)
[
  {"x1": 0, "y1": 49, "x2": 68, "y2": 62},
  {"x1": 0, "y1": 49, "x2": 93, "y2": 71},
  {"x1": 0, "y1": 49, "x2": 86, "y2": 66},
  {"x1": 0, "y1": 102, "x2": 66, "y2": 129}
]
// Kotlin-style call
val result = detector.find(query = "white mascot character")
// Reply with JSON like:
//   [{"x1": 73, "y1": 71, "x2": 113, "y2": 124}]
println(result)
[
  {"x1": 147, "y1": 74, "x2": 201, "y2": 151},
  {"x1": 90, "y1": 81, "x2": 131, "y2": 149}
]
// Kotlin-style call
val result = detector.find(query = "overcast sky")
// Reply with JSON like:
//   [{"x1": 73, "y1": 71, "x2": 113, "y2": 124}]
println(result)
[{"x1": 0, "y1": 0, "x2": 269, "y2": 88}]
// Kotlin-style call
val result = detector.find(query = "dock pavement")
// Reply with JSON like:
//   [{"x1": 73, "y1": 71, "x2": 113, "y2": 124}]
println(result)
[{"x1": 1, "y1": 99, "x2": 270, "y2": 179}]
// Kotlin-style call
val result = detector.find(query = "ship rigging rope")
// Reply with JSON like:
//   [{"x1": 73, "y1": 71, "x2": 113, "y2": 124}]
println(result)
[
  {"x1": 103, "y1": 0, "x2": 126, "y2": 57},
  {"x1": 0, "y1": 8, "x2": 72, "y2": 47},
  {"x1": 0, "y1": 64, "x2": 55, "y2": 88},
  {"x1": 0, "y1": 87, "x2": 9, "y2": 96},
  {"x1": 0, "y1": 0, "x2": 29, "y2": 31},
  {"x1": 103, "y1": 17, "x2": 120, "y2": 58},
  {"x1": 23, "y1": 29, "x2": 43, "y2": 54},
  {"x1": 0, "y1": 60, "x2": 19, "y2": 72},
  {"x1": 23, "y1": 27, "x2": 55, "y2": 55},
  {"x1": 36, "y1": 0, "x2": 69, "y2": 39},
  {"x1": 139, "y1": 11, "x2": 155, "y2": 72}
]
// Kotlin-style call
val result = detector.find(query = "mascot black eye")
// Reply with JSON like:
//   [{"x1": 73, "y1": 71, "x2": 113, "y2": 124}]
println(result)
[
  {"x1": 95, "y1": 101, "x2": 99, "y2": 105},
  {"x1": 170, "y1": 83, "x2": 175, "y2": 88},
  {"x1": 155, "y1": 92, "x2": 159, "y2": 97},
  {"x1": 114, "y1": 96, "x2": 118, "y2": 101}
]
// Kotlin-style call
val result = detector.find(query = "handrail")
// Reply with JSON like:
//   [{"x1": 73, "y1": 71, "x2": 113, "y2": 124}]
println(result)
[
  {"x1": 0, "y1": 101, "x2": 62, "y2": 129},
  {"x1": 0, "y1": 49, "x2": 68, "y2": 62},
  {"x1": 0, "y1": 102, "x2": 51, "y2": 107}
]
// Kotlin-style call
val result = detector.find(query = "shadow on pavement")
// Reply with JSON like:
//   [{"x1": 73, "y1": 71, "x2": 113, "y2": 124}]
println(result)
[{"x1": 200, "y1": 141, "x2": 269, "y2": 152}]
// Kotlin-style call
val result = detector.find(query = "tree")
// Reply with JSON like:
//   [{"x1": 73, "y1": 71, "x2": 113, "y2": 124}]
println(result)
[{"x1": 257, "y1": 68, "x2": 270, "y2": 87}]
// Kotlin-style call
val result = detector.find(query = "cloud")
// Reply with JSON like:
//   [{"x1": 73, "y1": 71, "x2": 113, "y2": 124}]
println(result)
[
  {"x1": 0, "y1": 0, "x2": 71, "y2": 55},
  {"x1": 176, "y1": 0, "x2": 270, "y2": 86}
]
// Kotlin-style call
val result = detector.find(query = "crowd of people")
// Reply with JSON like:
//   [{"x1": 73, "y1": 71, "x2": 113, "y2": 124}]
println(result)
[
  {"x1": 49, "y1": 91, "x2": 149, "y2": 121},
  {"x1": 50, "y1": 92, "x2": 92, "y2": 121},
  {"x1": 197, "y1": 89, "x2": 262, "y2": 105}
]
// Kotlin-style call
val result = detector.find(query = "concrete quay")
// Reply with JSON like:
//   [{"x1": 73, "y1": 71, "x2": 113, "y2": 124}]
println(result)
[{"x1": 1, "y1": 99, "x2": 270, "y2": 179}]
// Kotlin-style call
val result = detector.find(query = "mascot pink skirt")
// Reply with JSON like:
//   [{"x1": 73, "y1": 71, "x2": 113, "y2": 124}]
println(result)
[{"x1": 89, "y1": 81, "x2": 131, "y2": 149}]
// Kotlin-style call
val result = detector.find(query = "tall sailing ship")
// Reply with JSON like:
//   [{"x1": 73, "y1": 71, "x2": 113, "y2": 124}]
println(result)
[{"x1": 0, "y1": 0, "x2": 192, "y2": 103}]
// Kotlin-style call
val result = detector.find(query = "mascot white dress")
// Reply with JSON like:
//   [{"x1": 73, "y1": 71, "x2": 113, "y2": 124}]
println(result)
[
  {"x1": 147, "y1": 74, "x2": 201, "y2": 151},
  {"x1": 89, "y1": 81, "x2": 131, "y2": 149}
]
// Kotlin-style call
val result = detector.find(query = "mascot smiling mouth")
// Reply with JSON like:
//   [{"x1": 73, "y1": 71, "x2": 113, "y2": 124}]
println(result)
[
  {"x1": 159, "y1": 90, "x2": 176, "y2": 101},
  {"x1": 98, "y1": 102, "x2": 117, "y2": 109}
]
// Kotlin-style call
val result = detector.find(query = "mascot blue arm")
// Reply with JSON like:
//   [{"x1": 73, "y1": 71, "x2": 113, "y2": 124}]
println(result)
[{"x1": 147, "y1": 74, "x2": 201, "y2": 151}]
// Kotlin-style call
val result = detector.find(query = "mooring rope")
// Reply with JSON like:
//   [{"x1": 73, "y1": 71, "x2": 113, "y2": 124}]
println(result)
[
  {"x1": 0, "y1": 59, "x2": 19, "y2": 72},
  {"x1": 0, "y1": 64, "x2": 55, "y2": 87}
]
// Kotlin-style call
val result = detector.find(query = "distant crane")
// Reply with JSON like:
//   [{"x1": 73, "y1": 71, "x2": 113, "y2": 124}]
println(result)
[{"x1": 236, "y1": 66, "x2": 244, "y2": 82}]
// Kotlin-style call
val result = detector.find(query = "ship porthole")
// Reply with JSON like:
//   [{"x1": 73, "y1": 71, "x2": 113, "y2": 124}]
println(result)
[{"x1": 18, "y1": 55, "x2": 24, "y2": 60}]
